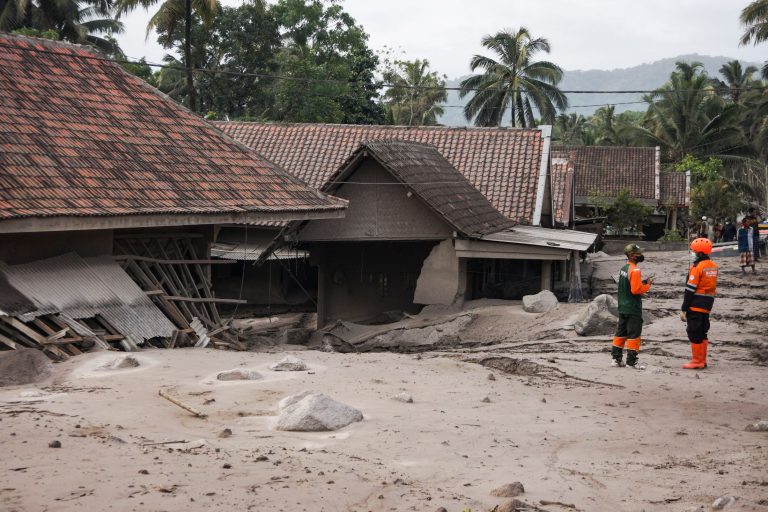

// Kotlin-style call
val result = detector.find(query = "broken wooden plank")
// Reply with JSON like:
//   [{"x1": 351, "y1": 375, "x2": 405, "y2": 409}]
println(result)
[
  {"x1": 162, "y1": 296, "x2": 247, "y2": 304},
  {"x1": 158, "y1": 389, "x2": 207, "y2": 418},
  {"x1": 0, "y1": 332, "x2": 18, "y2": 349}
]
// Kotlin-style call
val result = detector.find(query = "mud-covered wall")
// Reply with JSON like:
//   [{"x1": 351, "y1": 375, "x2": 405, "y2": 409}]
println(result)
[{"x1": 414, "y1": 239, "x2": 465, "y2": 305}]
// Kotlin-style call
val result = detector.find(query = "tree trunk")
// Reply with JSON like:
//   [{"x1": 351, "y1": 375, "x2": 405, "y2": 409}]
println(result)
[{"x1": 184, "y1": 0, "x2": 197, "y2": 113}]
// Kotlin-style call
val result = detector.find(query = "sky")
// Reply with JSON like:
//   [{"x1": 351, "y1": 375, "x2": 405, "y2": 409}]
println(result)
[{"x1": 114, "y1": 0, "x2": 766, "y2": 78}]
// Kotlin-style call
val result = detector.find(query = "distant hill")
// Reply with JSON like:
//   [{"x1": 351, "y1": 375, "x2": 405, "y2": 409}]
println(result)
[{"x1": 438, "y1": 54, "x2": 761, "y2": 127}]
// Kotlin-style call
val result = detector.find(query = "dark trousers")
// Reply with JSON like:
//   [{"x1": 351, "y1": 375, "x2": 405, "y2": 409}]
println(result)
[
  {"x1": 755, "y1": 236, "x2": 761, "y2": 259},
  {"x1": 686, "y1": 311, "x2": 710, "y2": 344}
]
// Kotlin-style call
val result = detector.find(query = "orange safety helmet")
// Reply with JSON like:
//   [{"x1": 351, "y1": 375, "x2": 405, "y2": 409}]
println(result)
[{"x1": 690, "y1": 237, "x2": 713, "y2": 255}]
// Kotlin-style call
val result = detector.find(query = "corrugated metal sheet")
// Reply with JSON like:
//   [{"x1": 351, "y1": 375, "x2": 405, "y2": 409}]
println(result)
[
  {"x1": 211, "y1": 242, "x2": 308, "y2": 261},
  {"x1": 0, "y1": 274, "x2": 36, "y2": 316},
  {"x1": 0, "y1": 253, "x2": 175, "y2": 342},
  {"x1": 480, "y1": 226, "x2": 597, "y2": 252}
]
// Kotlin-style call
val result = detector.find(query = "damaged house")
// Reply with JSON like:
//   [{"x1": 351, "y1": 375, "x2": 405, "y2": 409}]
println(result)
[
  {"x1": 215, "y1": 122, "x2": 594, "y2": 314},
  {"x1": 551, "y1": 145, "x2": 690, "y2": 237},
  {"x1": 0, "y1": 34, "x2": 346, "y2": 357},
  {"x1": 277, "y1": 140, "x2": 595, "y2": 327}
]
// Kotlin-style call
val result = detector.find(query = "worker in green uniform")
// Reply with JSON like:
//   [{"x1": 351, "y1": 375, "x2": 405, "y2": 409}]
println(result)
[{"x1": 611, "y1": 244, "x2": 653, "y2": 369}]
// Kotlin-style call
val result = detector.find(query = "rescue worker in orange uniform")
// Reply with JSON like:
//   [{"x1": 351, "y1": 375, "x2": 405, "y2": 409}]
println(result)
[
  {"x1": 612, "y1": 244, "x2": 653, "y2": 368},
  {"x1": 680, "y1": 238, "x2": 718, "y2": 369}
]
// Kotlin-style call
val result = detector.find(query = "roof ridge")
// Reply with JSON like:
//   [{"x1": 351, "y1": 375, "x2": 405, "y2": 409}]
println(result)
[
  {"x1": 215, "y1": 121, "x2": 542, "y2": 133},
  {"x1": 0, "y1": 32, "x2": 99, "y2": 56}
]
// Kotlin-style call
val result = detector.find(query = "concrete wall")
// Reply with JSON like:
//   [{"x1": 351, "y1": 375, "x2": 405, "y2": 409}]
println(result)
[
  {"x1": 300, "y1": 160, "x2": 452, "y2": 241},
  {"x1": 0, "y1": 230, "x2": 113, "y2": 264},
  {"x1": 601, "y1": 239, "x2": 689, "y2": 254},
  {"x1": 413, "y1": 239, "x2": 465, "y2": 305},
  {"x1": 312, "y1": 241, "x2": 438, "y2": 327}
]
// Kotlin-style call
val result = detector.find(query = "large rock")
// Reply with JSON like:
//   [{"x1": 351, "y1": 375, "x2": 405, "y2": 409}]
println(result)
[
  {"x1": 491, "y1": 481, "x2": 525, "y2": 497},
  {"x1": 574, "y1": 294, "x2": 619, "y2": 336},
  {"x1": 276, "y1": 391, "x2": 363, "y2": 431},
  {"x1": 270, "y1": 355, "x2": 308, "y2": 372},
  {"x1": 0, "y1": 348, "x2": 52, "y2": 387},
  {"x1": 522, "y1": 290, "x2": 559, "y2": 313},
  {"x1": 216, "y1": 368, "x2": 262, "y2": 381}
]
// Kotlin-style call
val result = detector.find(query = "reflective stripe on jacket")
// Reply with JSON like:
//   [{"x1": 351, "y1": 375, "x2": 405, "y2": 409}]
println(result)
[{"x1": 683, "y1": 259, "x2": 718, "y2": 313}]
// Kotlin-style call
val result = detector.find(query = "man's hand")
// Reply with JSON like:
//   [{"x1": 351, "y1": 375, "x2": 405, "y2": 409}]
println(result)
[{"x1": 679, "y1": 311, "x2": 687, "y2": 322}]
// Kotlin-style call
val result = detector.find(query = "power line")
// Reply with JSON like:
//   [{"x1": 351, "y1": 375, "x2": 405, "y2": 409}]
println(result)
[{"x1": 4, "y1": 39, "x2": 768, "y2": 96}]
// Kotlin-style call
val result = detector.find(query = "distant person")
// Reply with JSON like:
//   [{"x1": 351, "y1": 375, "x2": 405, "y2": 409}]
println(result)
[
  {"x1": 722, "y1": 219, "x2": 737, "y2": 243},
  {"x1": 611, "y1": 244, "x2": 652, "y2": 369},
  {"x1": 738, "y1": 218, "x2": 756, "y2": 274},
  {"x1": 714, "y1": 221, "x2": 723, "y2": 243},
  {"x1": 680, "y1": 238, "x2": 718, "y2": 370},
  {"x1": 698, "y1": 216, "x2": 709, "y2": 239},
  {"x1": 747, "y1": 208, "x2": 761, "y2": 261}
]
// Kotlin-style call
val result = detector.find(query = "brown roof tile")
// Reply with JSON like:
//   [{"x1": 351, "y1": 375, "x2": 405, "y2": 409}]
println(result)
[
  {"x1": 0, "y1": 34, "x2": 345, "y2": 222},
  {"x1": 217, "y1": 122, "x2": 544, "y2": 224},
  {"x1": 552, "y1": 145, "x2": 658, "y2": 202},
  {"x1": 660, "y1": 172, "x2": 689, "y2": 208},
  {"x1": 338, "y1": 141, "x2": 514, "y2": 237}
]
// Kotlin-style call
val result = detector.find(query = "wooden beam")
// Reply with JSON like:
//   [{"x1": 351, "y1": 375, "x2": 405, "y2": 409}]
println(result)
[
  {"x1": 163, "y1": 296, "x2": 246, "y2": 304},
  {"x1": 114, "y1": 255, "x2": 234, "y2": 265},
  {"x1": 0, "y1": 332, "x2": 17, "y2": 349}
]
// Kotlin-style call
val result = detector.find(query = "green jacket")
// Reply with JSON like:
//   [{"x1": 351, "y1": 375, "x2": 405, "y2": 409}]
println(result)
[{"x1": 617, "y1": 261, "x2": 651, "y2": 316}]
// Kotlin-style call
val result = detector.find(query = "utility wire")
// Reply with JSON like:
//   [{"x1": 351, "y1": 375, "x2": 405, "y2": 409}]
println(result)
[{"x1": 4, "y1": 40, "x2": 768, "y2": 96}]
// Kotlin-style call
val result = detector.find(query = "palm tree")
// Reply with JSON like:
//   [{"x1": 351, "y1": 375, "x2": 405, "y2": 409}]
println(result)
[
  {"x1": 554, "y1": 113, "x2": 589, "y2": 145},
  {"x1": 459, "y1": 27, "x2": 567, "y2": 128},
  {"x1": 383, "y1": 59, "x2": 447, "y2": 126},
  {"x1": 740, "y1": 0, "x2": 768, "y2": 78},
  {"x1": 0, "y1": 0, "x2": 123, "y2": 52},
  {"x1": 639, "y1": 62, "x2": 743, "y2": 162},
  {"x1": 117, "y1": 0, "x2": 218, "y2": 113},
  {"x1": 716, "y1": 60, "x2": 758, "y2": 103}
]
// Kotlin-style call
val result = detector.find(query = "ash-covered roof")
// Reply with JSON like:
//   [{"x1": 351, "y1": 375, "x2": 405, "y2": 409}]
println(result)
[
  {"x1": 217, "y1": 122, "x2": 545, "y2": 224},
  {"x1": 659, "y1": 172, "x2": 690, "y2": 208},
  {"x1": 0, "y1": 34, "x2": 345, "y2": 224},
  {"x1": 332, "y1": 141, "x2": 515, "y2": 238}
]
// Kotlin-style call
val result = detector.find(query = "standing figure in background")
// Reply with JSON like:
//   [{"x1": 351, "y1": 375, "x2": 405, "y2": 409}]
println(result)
[
  {"x1": 738, "y1": 218, "x2": 756, "y2": 274},
  {"x1": 698, "y1": 216, "x2": 709, "y2": 239},
  {"x1": 680, "y1": 238, "x2": 718, "y2": 369},
  {"x1": 611, "y1": 244, "x2": 652, "y2": 369},
  {"x1": 722, "y1": 219, "x2": 737, "y2": 243},
  {"x1": 747, "y1": 208, "x2": 761, "y2": 262},
  {"x1": 714, "y1": 221, "x2": 723, "y2": 243}
]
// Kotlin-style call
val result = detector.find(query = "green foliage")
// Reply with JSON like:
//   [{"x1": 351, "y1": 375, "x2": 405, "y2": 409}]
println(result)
[
  {"x1": 120, "y1": 57, "x2": 158, "y2": 87},
  {"x1": 673, "y1": 154, "x2": 724, "y2": 184},
  {"x1": 382, "y1": 59, "x2": 447, "y2": 126},
  {"x1": 459, "y1": 27, "x2": 567, "y2": 127},
  {"x1": 605, "y1": 189, "x2": 652, "y2": 235},
  {"x1": 690, "y1": 179, "x2": 744, "y2": 220},
  {"x1": 740, "y1": 0, "x2": 768, "y2": 46},
  {"x1": 658, "y1": 228, "x2": 685, "y2": 242},
  {"x1": 11, "y1": 28, "x2": 60, "y2": 39},
  {"x1": 586, "y1": 190, "x2": 610, "y2": 216}
]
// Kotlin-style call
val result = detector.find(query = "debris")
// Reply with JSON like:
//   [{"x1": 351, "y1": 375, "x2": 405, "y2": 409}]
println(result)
[
  {"x1": 218, "y1": 428, "x2": 233, "y2": 438},
  {"x1": 48, "y1": 440, "x2": 61, "y2": 448},
  {"x1": 100, "y1": 355, "x2": 141, "y2": 370},
  {"x1": 487, "y1": 373, "x2": 496, "y2": 381},
  {"x1": 222, "y1": 463, "x2": 232, "y2": 469},
  {"x1": 392, "y1": 392, "x2": 413, "y2": 403},
  {"x1": 138, "y1": 469, "x2": 149, "y2": 475},
  {"x1": 491, "y1": 481, "x2": 525, "y2": 497},
  {"x1": 712, "y1": 495, "x2": 737, "y2": 509},
  {"x1": 0, "y1": 348, "x2": 52, "y2": 387},
  {"x1": 216, "y1": 369, "x2": 262, "y2": 381},
  {"x1": 496, "y1": 498, "x2": 533, "y2": 511},
  {"x1": 522, "y1": 290, "x2": 559, "y2": 313},
  {"x1": 745, "y1": 421, "x2": 768, "y2": 432},
  {"x1": 574, "y1": 294, "x2": 619, "y2": 336},
  {"x1": 269, "y1": 355, "x2": 308, "y2": 372},
  {"x1": 540, "y1": 499, "x2": 577, "y2": 509},
  {"x1": 158, "y1": 389, "x2": 207, "y2": 418},
  {"x1": 276, "y1": 391, "x2": 363, "y2": 432},
  {"x1": 140, "y1": 440, "x2": 189, "y2": 447},
  {"x1": 481, "y1": 396, "x2": 491, "y2": 403}
]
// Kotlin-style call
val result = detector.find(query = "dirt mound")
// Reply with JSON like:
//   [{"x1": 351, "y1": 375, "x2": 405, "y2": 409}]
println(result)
[
  {"x1": 0, "y1": 348, "x2": 52, "y2": 387},
  {"x1": 473, "y1": 356, "x2": 620, "y2": 388}
]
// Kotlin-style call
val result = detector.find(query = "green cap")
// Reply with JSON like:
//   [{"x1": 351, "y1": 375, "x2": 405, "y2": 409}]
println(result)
[{"x1": 624, "y1": 243, "x2": 643, "y2": 256}]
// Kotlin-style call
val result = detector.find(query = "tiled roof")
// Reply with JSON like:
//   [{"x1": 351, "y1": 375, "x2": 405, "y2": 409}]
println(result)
[
  {"x1": 550, "y1": 155, "x2": 574, "y2": 226},
  {"x1": 660, "y1": 172, "x2": 689, "y2": 208},
  {"x1": 553, "y1": 145, "x2": 658, "y2": 202},
  {"x1": 337, "y1": 141, "x2": 515, "y2": 237},
  {"x1": 0, "y1": 34, "x2": 346, "y2": 222},
  {"x1": 217, "y1": 122, "x2": 544, "y2": 224}
]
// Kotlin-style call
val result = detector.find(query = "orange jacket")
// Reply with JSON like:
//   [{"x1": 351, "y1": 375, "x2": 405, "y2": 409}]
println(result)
[{"x1": 682, "y1": 257, "x2": 718, "y2": 313}]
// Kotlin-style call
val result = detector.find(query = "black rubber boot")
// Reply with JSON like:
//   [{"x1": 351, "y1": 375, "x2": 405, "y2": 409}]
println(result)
[
  {"x1": 626, "y1": 350, "x2": 645, "y2": 369},
  {"x1": 611, "y1": 346, "x2": 625, "y2": 366}
]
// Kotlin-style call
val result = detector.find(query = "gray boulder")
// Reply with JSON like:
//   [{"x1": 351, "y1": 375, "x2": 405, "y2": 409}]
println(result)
[
  {"x1": 522, "y1": 290, "x2": 559, "y2": 313},
  {"x1": 574, "y1": 294, "x2": 619, "y2": 336},
  {"x1": 712, "y1": 495, "x2": 737, "y2": 509},
  {"x1": 269, "y1": 355, "x2": 308, "y2": 372},
  {"x1": 216, "y1": 368, "x2": 262, "y2": 381},
  {"x1": 745, "y1": 420, "x2": 768, "y2": 432},
  {"x1": 276, "y1": 391, "x2": 363, "y2": 431}
]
